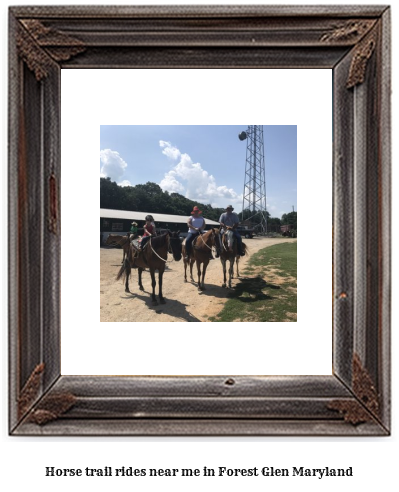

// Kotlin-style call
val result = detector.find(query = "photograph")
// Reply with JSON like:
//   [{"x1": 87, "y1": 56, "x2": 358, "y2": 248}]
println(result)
[
  {"x1": 7, "y1": 2, "x2": 389, "y2": 437},
  {"x1": 1, "y1": 0, "x2": 397, "y2": 491},
  {"x1": 100, "y1": 125, "x2": 297, "y2": 322}
]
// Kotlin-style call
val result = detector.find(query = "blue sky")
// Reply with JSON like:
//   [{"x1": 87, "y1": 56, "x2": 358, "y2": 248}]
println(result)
[{"x1": 100, "y1": 125, "x2": 296, "y2": 219}]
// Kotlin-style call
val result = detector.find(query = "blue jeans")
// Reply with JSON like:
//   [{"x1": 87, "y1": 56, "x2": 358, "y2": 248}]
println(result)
[
  {"x1": 141, "y1": 236, "x2": 151, "y2": 249},
  {"x1": 233, "y1": 230, "x2": 243, "y2": 253},
  {"x1": 185, "y1": 232, "x2": 199, "y2": 257}
]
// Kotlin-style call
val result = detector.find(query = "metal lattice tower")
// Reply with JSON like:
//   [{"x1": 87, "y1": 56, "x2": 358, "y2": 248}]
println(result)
[{"x1": 238, "y1": 125, "x2": 267, "y2": 233}]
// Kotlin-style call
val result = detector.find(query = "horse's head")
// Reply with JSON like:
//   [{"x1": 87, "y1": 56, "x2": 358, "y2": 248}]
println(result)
[
  {"x1": 168, "y1": 230, "x2": 182, "y2": 261},
  {"x1": 211, "y1": 228, "x2": 222, "y2": 254},
  {"x1": 225, "y1": 229, "x2": 234, "y2": 250},
  {"x1": 105, "y1": 234, "x2": 121, "y2": 246},
  {"x1": 199, "y1": 228, "x2": 217, "y2": 248}
]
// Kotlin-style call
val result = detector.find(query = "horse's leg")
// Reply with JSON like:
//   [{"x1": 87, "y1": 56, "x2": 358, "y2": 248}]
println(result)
[
  {"x1": 196, "y1": 260, "x2": 202, "y2": 291},
  {"x1": 150, "y1": 269, "x2": 157, "y2": 305},
  {"x1": 125, "y1": 260, "x2": 131, "y2": 293},
  {"x1": 201, "y1": 260, "x2": 209, "y2": 290},
  {"x1": 228, "y1": 259, "x2": 234, "y2": 288},
  {"x1": 158, "y1": 268, "x2": 166, "y2": 304},
  {"x1": 190, "y1": 258, "x2": 195, "y2": 282},
  {"x1": 221, "y1": 258, "x2": 227, "y2": 288},
  {"x1": 184, "y1": 259, "x2": 188, "y2": 282},
  {"x1": 236, "y1": 257, "x2": 240, "y2": 278},
  {"x1": 138, "y1": 267, "x2": 144, "y2": 291}
]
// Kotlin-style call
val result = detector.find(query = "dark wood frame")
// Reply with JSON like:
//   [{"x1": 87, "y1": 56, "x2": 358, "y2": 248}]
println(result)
[{"x1": 9, "y1": 5, "x2": 391, "y2": 436}]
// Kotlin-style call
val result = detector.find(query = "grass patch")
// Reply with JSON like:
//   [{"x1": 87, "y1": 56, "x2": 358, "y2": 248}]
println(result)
[{"x1": 210, "y1": 242, "x2": 297, "y2": 322}]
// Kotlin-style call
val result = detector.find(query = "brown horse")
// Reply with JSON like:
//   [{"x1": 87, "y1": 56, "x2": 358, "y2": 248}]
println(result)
[
  {"x1": 105, "y1": 234, "x2": 130, "y2": 263},
  {"x1": 183, "y1": 228, "x2": 220, "y2": 291},
  {"x1": 218, "y1": 228, "x2": 247, "y2": 288},
  {"x1": 116, "y1": 231, "x2": 182, "y2": 305}
]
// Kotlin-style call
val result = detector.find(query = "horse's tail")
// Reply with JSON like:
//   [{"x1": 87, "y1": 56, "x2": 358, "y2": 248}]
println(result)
[
  {"x1": 116, "y1": 259, "x2": 128, "y2": 282},
  {"x1": 242, "y1": 242, "x2": 248, "y2": 256}
]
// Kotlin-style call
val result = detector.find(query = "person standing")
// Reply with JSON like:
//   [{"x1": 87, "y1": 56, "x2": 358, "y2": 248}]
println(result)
[{"x1": 219, "y1": 205, "x2": 245, "y2": 256}]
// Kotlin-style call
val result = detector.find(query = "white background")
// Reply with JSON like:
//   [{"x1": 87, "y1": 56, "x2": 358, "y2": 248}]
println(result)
[
  {"x1": 61, "y1": 68, "x2": 332, "y2": 376},
  {"x1": 1, "y1": 1, "x2": 397, "y2": 492}
]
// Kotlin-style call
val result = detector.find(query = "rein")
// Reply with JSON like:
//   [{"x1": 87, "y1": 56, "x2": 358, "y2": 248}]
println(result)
[
  {"x1": 149, "y1": 234, "x2": 180, "y2": 263},
  {"x1": 198, "y1": 231, "x2": 214, "y2": 250},
  {"x1": 149, "y1": 235, "x2": 168, "y2": 263},
  {"x1": 221, "y1": 229, "x2": 234, "y2": 253}
]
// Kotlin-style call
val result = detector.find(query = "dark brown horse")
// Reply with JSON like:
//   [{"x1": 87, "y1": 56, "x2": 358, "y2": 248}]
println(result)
[
  {"x1": 218, "y1": 228, "x2": 247, "y2": 288},
  {"x1": 183, "y1": 228, "x2": 220, "y2": 291},
  {"x1": 116, "y1": 231, "x2": 182, "y2": 305},
  {"x1": 105, "y1": 234, "x2": 130, "y2": 263}
]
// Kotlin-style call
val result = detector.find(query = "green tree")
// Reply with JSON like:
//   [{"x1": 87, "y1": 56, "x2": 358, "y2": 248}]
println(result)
[
  {"x1": 281, "y1": 211, "x2": 297, "y2": 229},
  {"x1": 268, "y1": 216, "x2": 282, "y2": 233},
  {"x1": 100, "y1": 178, "x2": 226, "y2": 221}
]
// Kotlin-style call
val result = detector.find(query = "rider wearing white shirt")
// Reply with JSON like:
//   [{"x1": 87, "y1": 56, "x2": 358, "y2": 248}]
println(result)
[{"x1": 185, "y1": 206, "x2": 208, "y2": 260}]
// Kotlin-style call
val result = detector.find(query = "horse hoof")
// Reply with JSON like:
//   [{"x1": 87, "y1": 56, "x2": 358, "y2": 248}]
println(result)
[
  {"x1": 222, "y1": 284, "x2": 226, "y2": 288},
  {"x1": 125, "y1": 289, "x2": 130, "y2": 293},
  {"x1": 139, "y1": 286, "x2": 144, "y2": 291}
]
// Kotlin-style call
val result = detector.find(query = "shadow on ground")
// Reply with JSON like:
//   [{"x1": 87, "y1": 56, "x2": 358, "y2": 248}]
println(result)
[
  {"x1": 121, "y1": 291, "x2": 201, "y2": 322},
  {"x1": 229, "y1": 276, "x2": 281, "y2": 303}
]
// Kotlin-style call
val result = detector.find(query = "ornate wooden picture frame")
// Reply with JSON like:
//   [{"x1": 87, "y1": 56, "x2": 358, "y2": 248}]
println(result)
[{"x1": 9, "y1": 5, "x2": 391, "y2": 435}]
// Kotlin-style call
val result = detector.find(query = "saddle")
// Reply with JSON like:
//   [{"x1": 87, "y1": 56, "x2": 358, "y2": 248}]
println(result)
[
  {"x1": 191, "y1": 234, "x2": 207, "y2": 251},
  {"x1": 192, "y1": 234, "x2": 201, "y2": 251},
  {"x1": 191, "y1": 233, "x2": 214, "y2": 259},
  {"x1": 129, "y1": 238, "x2": 149, "y2": 267},
  {"x1": 131, "y1": 237, "x2": 140, "y2": 248}
]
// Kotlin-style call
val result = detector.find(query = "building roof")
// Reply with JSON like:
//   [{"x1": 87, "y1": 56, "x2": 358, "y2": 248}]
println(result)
[{"x1": 100, "y1": 208, "x2": 219, "y2": 226}]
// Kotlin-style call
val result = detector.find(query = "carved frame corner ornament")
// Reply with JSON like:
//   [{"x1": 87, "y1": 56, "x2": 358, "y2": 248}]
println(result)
[
  {"x1": 328, "y1": 354, "x2": 381, "y2": 425},
  {"x1": 17, "y1": 19, "x2": 85, "y2": 81},
  {"x1": 346, "y1": 27, "x2": 379, "y2": 88},
  {"x1": 8, "y1": 5, "x2": 391, "y2": 436},
  {"x1": 320, "y1": 19, "x2": 376, "y2": 43}
]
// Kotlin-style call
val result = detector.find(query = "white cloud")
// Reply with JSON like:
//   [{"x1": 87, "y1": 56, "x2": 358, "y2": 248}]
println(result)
[
  {"x1": 159, "y1": 140, "x2": 181, "y2": 160},
  {"x1": 159, "y1": 172, "x2": 185, "y2": 193},
  {"x1": 158, "y1": 142, "x2": 242, "y2": 207},
  {"x1": 100, "y1": 149, "x2": 130, "y2": 186}
]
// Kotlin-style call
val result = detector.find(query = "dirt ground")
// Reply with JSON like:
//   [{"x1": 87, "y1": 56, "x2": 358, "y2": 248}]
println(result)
[{"x1": 100, "y1": 237, "x2": 297, "y2": 322}]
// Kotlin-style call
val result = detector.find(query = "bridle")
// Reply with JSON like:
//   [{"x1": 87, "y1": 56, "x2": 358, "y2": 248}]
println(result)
[
  {"x1": 149, "y1": 233, "x2": 181, "y2": 263},
  {"x1": 198, "y1": 230, "x2": 214, "y2": 251},
  {"x1": 168, "y1": 233, "x2": 182, "y2": 258},
  {"x1": 221, "y1": 228, "x2": 234, "y2": 252}
]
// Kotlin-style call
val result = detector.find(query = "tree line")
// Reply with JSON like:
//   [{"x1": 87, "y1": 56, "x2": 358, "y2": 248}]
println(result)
[
  {"x1": 100, "y1": 178, "x2": 225, "y2": 222},
  {"x1": 100, "y1": 177, "x2": 296, "y2": 230}
]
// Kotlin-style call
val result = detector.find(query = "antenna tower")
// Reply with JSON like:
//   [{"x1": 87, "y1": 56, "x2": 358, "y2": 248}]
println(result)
[{"x1": 238, "y1": 125, "x2": 267, "y2": 233}]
